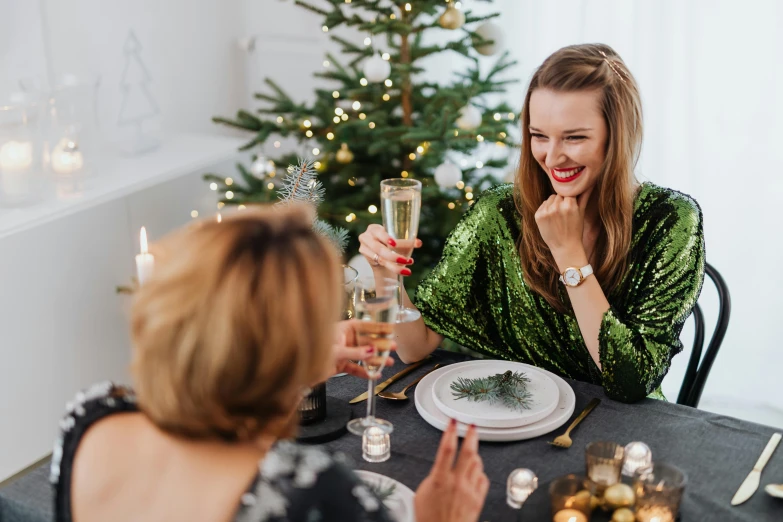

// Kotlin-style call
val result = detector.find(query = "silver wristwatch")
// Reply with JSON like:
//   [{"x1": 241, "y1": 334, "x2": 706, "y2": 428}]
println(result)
[{"x1": 559, "y1": 264, "x2": 594, "y2": 287}]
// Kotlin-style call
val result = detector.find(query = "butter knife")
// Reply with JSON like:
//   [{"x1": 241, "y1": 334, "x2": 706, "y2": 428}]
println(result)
[
  {"x1": 731, "y1": 432, "x2": 782, "y2": 506},
  {"x1": 349, "y1": 358, "x2": 430, "y2": 404}
]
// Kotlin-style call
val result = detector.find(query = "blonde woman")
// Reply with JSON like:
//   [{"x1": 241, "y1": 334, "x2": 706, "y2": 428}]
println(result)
[
  {"x1": 359, "y1": 43, "x2": 705, "y2": 403},
  {"x1": 51, "y1": 205, "x2": 488, "y2": 522}
]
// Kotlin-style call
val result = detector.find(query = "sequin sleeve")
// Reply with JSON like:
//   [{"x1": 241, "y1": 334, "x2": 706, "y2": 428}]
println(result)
[
  {"x1": 414, "y1": 192, "x2": 507, "y2": 352},
  {"x1": 599, "y1": 192, "x2": 705, "y2": 403}
]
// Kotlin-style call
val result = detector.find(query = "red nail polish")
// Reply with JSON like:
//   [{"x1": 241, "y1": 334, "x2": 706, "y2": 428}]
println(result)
[
  {"x1": 396, "y1": 257, "x2": 408, "y2": 264},
  {"x1": 388, "y1": 239, "x2": 397, "y2": 247},
  {"x1": 366, "y1": 347, "x2": 374, "y2": 354},
  {"x1": 400, "y1": 268, "x2": 412, "y2": 276},
  {"x1": 407, "y1": 258, "x2": 414, "y2": 265},
  {"x1": 450, "y1": 418, "x2": 457, "y2": 427}
]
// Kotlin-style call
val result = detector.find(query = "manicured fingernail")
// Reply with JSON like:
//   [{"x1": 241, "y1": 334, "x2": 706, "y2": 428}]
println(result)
[
  {"x1": 366, "y1": 347, "x2": 374, "y2": 353},
  {"x1": 450, "y1": 418, "x2": 457, "y2": 427},
  {"x1": 470, "y1": 424, "x2": 476, "y2": 430},
  {"x1": 400, "y1": 269, "x2": 412, "y2": 276},
  {"x1": 396, "y1": 257, "x2": 408, "y2": 264},
  {"x1": 388, "y1": 239, "x2": 397, "y2": 247},
  {"x1": 407, "y1": 258, "x2": 414, "y2": 265}
]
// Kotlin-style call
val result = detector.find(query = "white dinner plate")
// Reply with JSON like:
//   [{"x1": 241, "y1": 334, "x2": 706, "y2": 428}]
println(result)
[
  {"x1": 431, "y1": 361, "x2": 559, "y2": 428},
  {"x1": 415, "y1": 361, "x2": 576, "y2": 442},
  {"x1": 354, "y1": 470, "x2": 416, "y2": 522}
]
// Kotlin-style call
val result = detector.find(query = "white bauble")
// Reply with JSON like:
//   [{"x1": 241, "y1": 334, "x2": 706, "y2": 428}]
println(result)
[
  {"x1": 250, "y1": 156, "x2": 274, "y2": 178},
  {"x1": 456, "y1": 104, "x2": 482, "y2": 130},
  {"x1": 473, "y1": 22, "x2": 504, "y2": 56},
  {"x1": 434, "y1": 161, "x2": 463, "y2": 189},
  {"x1": 363, "y1": 55, "x2": 391, "y2": 83}
]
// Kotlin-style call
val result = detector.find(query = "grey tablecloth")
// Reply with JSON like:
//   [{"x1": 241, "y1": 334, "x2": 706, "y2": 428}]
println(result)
[{"x1": 324, "y1": 352, "x2": 783, "y2": 521}]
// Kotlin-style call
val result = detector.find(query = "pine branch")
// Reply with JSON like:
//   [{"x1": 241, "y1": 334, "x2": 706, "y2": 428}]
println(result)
[{"x1": 450, "y1": 371, "x2": 533, "y2": 411}]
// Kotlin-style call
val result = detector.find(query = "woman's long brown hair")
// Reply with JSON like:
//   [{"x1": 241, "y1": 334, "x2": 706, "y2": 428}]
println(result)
[{"x1": 515, "y1": 43, "x2": 642, "y2": 312}]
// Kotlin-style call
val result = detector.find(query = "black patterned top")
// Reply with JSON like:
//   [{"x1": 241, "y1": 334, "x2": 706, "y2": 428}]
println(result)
[{"x1": 50, "y1": 382, "x2": 393, "y2": 522}]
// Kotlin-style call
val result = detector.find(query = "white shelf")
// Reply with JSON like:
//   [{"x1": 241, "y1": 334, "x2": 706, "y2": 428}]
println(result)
[{"x1": 0, "y1": 133, "x2": 244, "y2": 240}]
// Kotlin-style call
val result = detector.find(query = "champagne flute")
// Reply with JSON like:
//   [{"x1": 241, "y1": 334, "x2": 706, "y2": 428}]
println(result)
[
  {"x1": 346, "y1": 277, "x2": 398, "y2": 436},
  {"x1": 380, "y1": 178, "x2": 422, "y2": 323}
]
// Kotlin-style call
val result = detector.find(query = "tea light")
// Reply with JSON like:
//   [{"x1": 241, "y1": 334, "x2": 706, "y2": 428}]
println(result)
[
  {"x1": 623, "y1": 441, "x2": 652, "y2": 476},
  {"x1": 635, "y1": 505, "x2": 675, "y2": 522},
  {"x1": 553, "y1": 509, "x2": 588, "y2": 522},
  {"x1": 362, "y1": 426, "x2": 390, "y2": 463},
  {"x1": 135, "y1": 227, "x2": 155, "y2": 285},
  {"x1": 506, "y1": 468, "x2": 537, "y2": 508},
  {"x1": 589, "y1": 463, "x2": 621, "y2": 486},
  {"x1": 51, "y1": 139, "x2": 84, "y2": 175}
]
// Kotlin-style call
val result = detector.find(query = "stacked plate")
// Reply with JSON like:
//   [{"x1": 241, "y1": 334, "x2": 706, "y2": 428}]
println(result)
[
  {"x1": 354, "y1": 470, "x2": 416, "y2": 522},
  {"x1": 414, "y1": 360, "x2": 576, "y2": 442}
]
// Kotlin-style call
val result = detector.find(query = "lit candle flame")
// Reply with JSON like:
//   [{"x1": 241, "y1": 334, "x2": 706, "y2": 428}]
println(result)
[
  {"x1": 217, "y1": 213, "x2": 222, "y2": 223},
  {"x1": 140, "y1": 226, "x2": 148, "y2": 254}
]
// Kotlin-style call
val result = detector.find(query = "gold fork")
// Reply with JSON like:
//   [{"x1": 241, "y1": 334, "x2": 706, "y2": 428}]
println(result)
[{"x1": 547, "y1": 398, "x2": 601, "y2": 449}]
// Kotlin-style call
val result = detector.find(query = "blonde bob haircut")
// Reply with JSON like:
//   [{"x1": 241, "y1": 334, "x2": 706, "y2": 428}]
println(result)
[{"x1": 131, "y1": 204, "x2": 342, "y2": 441}]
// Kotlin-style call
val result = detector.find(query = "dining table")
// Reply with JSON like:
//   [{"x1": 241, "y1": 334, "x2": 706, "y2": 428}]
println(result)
[{"x1": 323, "y1": 351, "x2": 783, "y2": 521}]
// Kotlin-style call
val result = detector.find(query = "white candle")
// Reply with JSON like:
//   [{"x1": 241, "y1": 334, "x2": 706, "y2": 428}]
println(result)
[
  {"x1": 135, "y1": 226, "x2": 155, "y2": 285},
  {"x1": 51, "y1": 139, "x2": 84, "y2": 175},
  {"x1": 623, "y1": 441, "x2": 652, "y2": 476},
  {"x1": 552, "y1": 509, "x2": 588, "y2": 522},
  {"x1": 0, "y1": 140, "x2": 33, "y2": 198},
  {"x1": 589, "y1": 463, "x2": 620, "y2": 486}
]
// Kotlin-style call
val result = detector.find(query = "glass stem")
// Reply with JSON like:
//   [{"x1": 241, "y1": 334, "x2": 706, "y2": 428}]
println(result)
[
  {"x1": 365, "y1": 377, "x2": 376, "y2": 421},
  {"x1": 397, "y1": 273, "x2": 405, "y2": 314}
]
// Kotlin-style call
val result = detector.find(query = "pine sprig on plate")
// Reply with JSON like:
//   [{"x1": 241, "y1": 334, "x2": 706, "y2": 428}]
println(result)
[
  {"x1": 363, "y1": 479, "x2": 397, "y2": 503},
  {"x1": 450, "y1": 370, "x2": 533, "y2": 411}
]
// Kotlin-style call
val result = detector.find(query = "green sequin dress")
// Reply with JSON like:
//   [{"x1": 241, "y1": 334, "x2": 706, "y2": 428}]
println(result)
[{"x1": 414, "y1": 183, "x2": 705, "y2": 403}]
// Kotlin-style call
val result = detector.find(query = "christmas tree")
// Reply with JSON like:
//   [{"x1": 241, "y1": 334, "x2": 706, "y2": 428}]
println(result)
[{"x1": 206, "y1": 0, "x2": 518, "y2": 283}]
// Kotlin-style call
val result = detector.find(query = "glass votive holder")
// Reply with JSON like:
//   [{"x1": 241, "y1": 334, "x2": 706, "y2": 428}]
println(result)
[
  {"x1": 507, "y1": 468, "x2": 538, "y2": 508},
  {"x1": 0, "y1": 94, "x2": 45, "y2": 207},
  {"x1": 633, "y1": 462, "x2": 687, "y2": 522},
  {"x1": 549, "y1": 474, "x2": 593, "y2": 522},
  {"x1": 363, "y1": 426, "x2": 391, "y2": 463},
  {"x1": 298, "y1": 382, "x2": 327, "y2": 425},
  {"x1": 623, "y1": 441, "x2": 653, "y2": 477},
  {"x1": 585, "y1": 441, "x2": 624, "y2": 493}
]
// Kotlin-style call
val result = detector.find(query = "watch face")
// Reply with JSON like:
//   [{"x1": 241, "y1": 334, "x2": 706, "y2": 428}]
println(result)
[{"x1": 564, "y1": 268, "x2": 581, "y2": 286}]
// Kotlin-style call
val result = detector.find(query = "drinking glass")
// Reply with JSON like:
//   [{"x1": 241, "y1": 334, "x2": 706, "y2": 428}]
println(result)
[
  {"x1": 346, "y1": 277, "x2": 398, "y2": 435},
  {"x1": 633, "y1": 462, "x2": 687, "y2": 522},
  {"x1": 380, "y1": 178, "x2": 421, "y2": 323}
]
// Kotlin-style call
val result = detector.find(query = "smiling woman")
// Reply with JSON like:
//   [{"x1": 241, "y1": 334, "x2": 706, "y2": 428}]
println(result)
[{"x1": 360, "y1": 43, "x2": 706, "y2": 403}]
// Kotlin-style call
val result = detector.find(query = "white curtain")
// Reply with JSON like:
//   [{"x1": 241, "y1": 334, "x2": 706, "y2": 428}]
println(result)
[{"x1": 483, "y1": 0, "x2": 783, "y2": 421}]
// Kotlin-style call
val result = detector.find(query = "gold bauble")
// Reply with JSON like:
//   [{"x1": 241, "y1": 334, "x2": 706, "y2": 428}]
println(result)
[
  {"x1": 603, "y1": 483, "x2": 635, "y2": 509},
  {"x1": 590, "y1": 494, "x2": 603, "y2": 511},
  {"x1": 336, "y1": 143, "x2": 354, "y2": 164},
  {"x1": 611, "y1": 508, "x2": 635, "y2": 522},
  {"x1": 438, "y1": 4, "x2": 465, "y2": 30}
]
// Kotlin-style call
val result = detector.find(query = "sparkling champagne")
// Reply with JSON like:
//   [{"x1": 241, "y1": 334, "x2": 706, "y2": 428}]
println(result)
[
  {"x1": 355, "y1": 295, "x2": 398, "y2": 378},
  {"x1": 381, "y1": 190, "x2": 421, "y2": 257}
]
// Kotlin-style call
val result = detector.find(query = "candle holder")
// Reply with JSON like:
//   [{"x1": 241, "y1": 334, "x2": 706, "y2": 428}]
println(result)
[
  {"x1": 549, "y1": 474, "x2": 593, "y2": 522},
  {"x1": 362, "y1": 426, "x2": 391, "y2": 463},
  {"x1": 633, "y1": 462, "x2": 686, "y2": 522},
  {"x1": 298, "y1": 383, "x2": 327, "y2": 425},
  {"x1": 507, "y1": 468, "x2": 538, "y2": 508},
  {"x1": 622, "y1": 441, "x2": 652, "y2": 477},
  {"x1": 585, "y1": 441, "x2": 624, "y2": 495},
  {"x1": 0, "y1": 94, "x2": 44, "y2": 207}
]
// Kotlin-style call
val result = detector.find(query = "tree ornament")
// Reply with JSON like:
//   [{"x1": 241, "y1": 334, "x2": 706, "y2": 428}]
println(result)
[
  {"x1": 456, "y1": 104, "x2": 482, "y2": 130},
  {"x1": 363, "y1": 55, "x2": 391, "y2": 83},
  {"x1": 336, "y1": 143, "x2": 354, "y2": 164},
  {"x1": 434, "y1": 161, "x2": 462, "y2": 189},
  {"x1": 439, "y1": 4, "x2": 465, "y2": 30},
  {"x1": 611, "y1": 508, "x2": 635, "y2": 522},
  {"x1": 250, "y1": 155, "x2": 274, "y2": 178},
  {"x1": 603, "y1": 483, "x2": 635, "y2": 510},
  {"x1": 473, "y1": 22, "x2": 504, "y2": 56}
]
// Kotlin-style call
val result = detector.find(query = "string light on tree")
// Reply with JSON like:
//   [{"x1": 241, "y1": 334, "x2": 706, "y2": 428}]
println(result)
[
  {"x1": 333, "y1": 91, "x2": 340, "y2": 98},
  {"x1": 322, "y1": 25, "x2": 329, "y2": 32},
  {"x1": 368, "y1": 204, "x2": 378, "y2": 214},
  {"x1": 352, "y1": 101, "x2": 361, "y2": 110},
  {"x1": 476, "y1": 134, "x2": 484, "y2": 142},
  {"x1": 327, "y1": 132, "x2": 335, "y2": 140},
  {"x1": 405, "y1": 3, "x2": 412, "y2": 12},
  {"x1": 274, "y1": 141, "x2": 281, "y2": 148},
  {"x1": 225, "y1": 177, "x2": 234, "y2": 186},
  {"x1": 360, "y1": 78, "x2": 369, "y2": 86},
  {"x1": 364, "y1": 37, "x2": 372, "y2": 46},
  {"x1": 306, "y1": 130, "x2": 313, "y2": 137},
  {"x1": 494, "y1": 113, "x2": 502, "y2": 121},
  {"x1": 267, "y1": 182, "x2": 274, "y2": 190},
  {"x1": 369, "y1": 122, "x2": 376, "y2": 129},
  {"x1": 383, "y1": 94, "x2": 391, "y2": 101},
  {"x1": 226, "y1": 191, "x2": 234, "y2": 200},
  {"x1": 382, "y1": 53, "x2": 390, "y2": 60},
  {"x1": 385, "y1": 79, "x2": 393, "y2": 87},
  {"x1": 341, "y1": 113, "x2": 349, "y2": 121},
  {"x1": 448, "y1": 202, "x2": 456, "y2": 209},
  {"x1": 359, "y1": 113, "x2": 367, "y2": 120},
  {"x1": 312, "y1": 148, "x2": 320, "y2": 155},
  {"x1": 333, "y1": 116, "x2": 341, "y2": 124},
  {"x1": 323, "y1": 60, "x2": 330, "y2": 67},
  {"x1": 303, "y1": 120, "x2": 312, "y2": 128},
  {"x1": 276, "y1": 116, "x2": 284, "y2": 123},
  {"x1": 191, "y1": 210, "x2": 199, "y2": 218},
  {"x1": 209, "y1": 183, "x2": 218, "y2": 190}
]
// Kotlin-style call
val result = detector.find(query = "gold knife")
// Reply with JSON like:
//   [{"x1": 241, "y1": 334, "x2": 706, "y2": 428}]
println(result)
[
  {"x1": 349, "y1": 358, "x2": 430, "y2": 404},
  {"x1": 731, "y1": 432, "x2": 782, "y2": 506}
]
